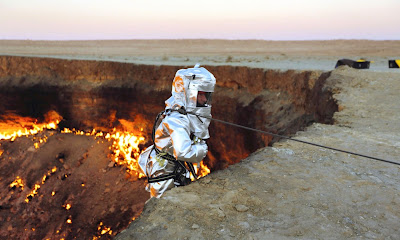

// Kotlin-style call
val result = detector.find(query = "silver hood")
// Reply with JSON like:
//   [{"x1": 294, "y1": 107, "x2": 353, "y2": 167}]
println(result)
[{"x1": 165, "y1": 64, "x2": 216, "y2": 139}]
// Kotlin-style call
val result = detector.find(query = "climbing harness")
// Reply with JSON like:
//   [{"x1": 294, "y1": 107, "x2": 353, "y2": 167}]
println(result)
[
  {"x1": 184, "y1": 111, "x2": 400, "y2": 167},
  {"x1": 146, "y1": 107, "x2": 198, "y2": 185}
]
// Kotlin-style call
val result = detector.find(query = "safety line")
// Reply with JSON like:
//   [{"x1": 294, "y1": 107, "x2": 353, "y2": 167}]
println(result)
[{"x1": 186, "y1": 111, "x2": 400, "y2": 166}]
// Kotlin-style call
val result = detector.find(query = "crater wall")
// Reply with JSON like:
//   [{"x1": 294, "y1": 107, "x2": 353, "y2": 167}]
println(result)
[{"x1": 0, "y1": 56, "x2": 337, "y2": 170}]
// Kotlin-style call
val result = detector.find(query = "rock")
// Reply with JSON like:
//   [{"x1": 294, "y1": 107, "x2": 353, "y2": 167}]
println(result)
[
  {"x1": 191, "y1": 224, "x2": 199, "y2": 229},
  {"x1": 108, "y1": 162, "x2": 115, "y2": 168},
  {"x1": 217, "y1": 209, "x2": 226, "y2": 218},
  {"x1": 235, "y1": 204, "x2": 249, "y2": 212}
]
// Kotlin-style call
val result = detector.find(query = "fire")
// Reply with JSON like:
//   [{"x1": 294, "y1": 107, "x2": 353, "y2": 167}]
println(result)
[
  {"x1": 1, "y1": 111, "x2": 212, "y2": 185},
  {"x1": 105, "y1": 129, "x2": 146, "y2": 177},
  {"x1": 60, "y1": 127, "x2": 211, "y2": 180},
  {"x1": 34, "y1": 135, "x2": 51, "y2": 149},
  {"x1": 0, "y1": 111, "x2": 62, "y2": 141},
  {"x1": 0, "y1": 111, "x2": 147, "y2": 179},
  {"x1": 25, "y1": 166, "x2": 57, "y2": 203},
  {"x1": 92, "y1": 222, "x2": 113, "y2": 239},
  {"x1": 10, "y1": 176, "x2": 24, "y2": 190},
  {"x1": 193, "y1": 161, "x2": 211, "y2": 178},
  {"x1": 25, "y1": 184, "x2": 41, "y2": 203},
  {"x1": 61, "y1": 127, "x2": 146, "y2": 178}
]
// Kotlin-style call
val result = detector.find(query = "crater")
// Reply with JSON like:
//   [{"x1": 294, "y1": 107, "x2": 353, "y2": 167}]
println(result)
[{"x1": 0, "y1": 56, "x2": 337, "y2": 239}]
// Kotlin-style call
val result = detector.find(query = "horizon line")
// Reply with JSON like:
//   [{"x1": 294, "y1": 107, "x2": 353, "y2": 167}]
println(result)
[{"x1": 1, "y1": 38, "x2": 399, "y2": 42}]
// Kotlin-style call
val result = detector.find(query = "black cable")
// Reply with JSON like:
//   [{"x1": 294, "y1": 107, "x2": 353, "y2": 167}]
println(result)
[{"x1": 187, "y1": 111, "x2": 400, "y2": 166}]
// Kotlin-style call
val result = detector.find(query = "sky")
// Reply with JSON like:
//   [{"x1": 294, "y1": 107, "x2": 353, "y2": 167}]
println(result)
[{"x1": 0, "y1": 0, "x2": 399, "y2": 40}]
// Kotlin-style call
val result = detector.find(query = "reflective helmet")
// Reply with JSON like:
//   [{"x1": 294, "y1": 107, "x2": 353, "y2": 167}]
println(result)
[{"x1": 165, "y1": 63, "x2": 216, "y2": 139}]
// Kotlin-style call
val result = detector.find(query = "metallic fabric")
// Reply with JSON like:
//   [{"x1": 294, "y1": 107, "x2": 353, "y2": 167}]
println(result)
[{"x1": 138, "y1": 64, "x2": 215, "y2": 198}]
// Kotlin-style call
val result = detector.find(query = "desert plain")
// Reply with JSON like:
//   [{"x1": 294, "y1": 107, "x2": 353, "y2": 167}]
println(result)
[{"x1": 1, "y1": 40, "x2": 400, "y2": 239}]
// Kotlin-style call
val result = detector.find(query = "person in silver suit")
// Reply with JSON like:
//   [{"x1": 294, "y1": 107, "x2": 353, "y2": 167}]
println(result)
[{"x1": 138, "y1": 64, "x2": 216, "y2": 198}]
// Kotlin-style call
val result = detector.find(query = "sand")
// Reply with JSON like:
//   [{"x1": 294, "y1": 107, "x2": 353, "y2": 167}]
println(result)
[{"x1": 1, "y1": 39, "x2": 400, "y2": 71}]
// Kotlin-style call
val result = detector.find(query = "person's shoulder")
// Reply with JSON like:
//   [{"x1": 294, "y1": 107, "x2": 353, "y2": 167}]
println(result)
[
  {"x1": 163, "y1": 111, "x2": 190, "y2": 125},
  {"x1": 168, "y1": 111, "x2": 189, "y2": 120}
]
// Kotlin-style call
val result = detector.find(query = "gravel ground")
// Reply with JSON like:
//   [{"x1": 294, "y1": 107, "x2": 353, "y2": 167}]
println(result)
[{"x1": 116, "y1": 67, "x2": 400, "y2": 240}]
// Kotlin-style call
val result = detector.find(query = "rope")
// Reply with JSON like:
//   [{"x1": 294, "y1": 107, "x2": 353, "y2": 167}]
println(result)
[{"x1": 186, "y1": 111, "x2": 400, "y2": 167}]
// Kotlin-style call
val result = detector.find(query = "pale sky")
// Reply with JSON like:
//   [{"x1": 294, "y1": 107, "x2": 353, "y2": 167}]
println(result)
[{"x1": 0, "y1": 0, "x2": 399, "y2": 40}]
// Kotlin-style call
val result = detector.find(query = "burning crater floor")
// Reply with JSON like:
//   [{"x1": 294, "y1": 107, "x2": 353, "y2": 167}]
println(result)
[
  {"x1": 0, "y1": 56, "x2": 339, "y2": 239},
  {"x1": 0, "y1": 130, "x2": 148, "y2": 239}
]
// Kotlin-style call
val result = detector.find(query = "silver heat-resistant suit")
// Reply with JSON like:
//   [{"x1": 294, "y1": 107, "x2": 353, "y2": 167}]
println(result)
[{"x1": 138, "y1": 64, "x2": 216, "y2": 198}]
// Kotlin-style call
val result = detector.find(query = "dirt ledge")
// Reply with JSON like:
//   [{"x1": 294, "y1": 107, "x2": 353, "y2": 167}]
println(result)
[{"x1": 116, "y1": 67, "x2": 400, "y2": 240}]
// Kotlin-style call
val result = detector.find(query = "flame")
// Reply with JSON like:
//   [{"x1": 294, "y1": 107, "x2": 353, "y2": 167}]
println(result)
[
  {"x1": 25, "y1": 166, "x2": 57, "y2": 203},
  {"x1": 33, "y1": 135, "x2": 51, "y2": 149},
  {"x1": 93, "y1": 222, "x2": 113, "y2": 238},
  {"x1": 1, "y1": 111, "x2": 211, "y2": 183},
  {"x1": 25, "y1": 184, "x2": 41, "y2": 203},
  {"x1": 61, "y1": 128, "x2": 146, "y2": 178},
  {"x1": 0, "y1": 111, "x2": 62, "y2": 141},
  {"x1": 105, "y1": 129, "x2": 146, "y2": 177},
  {"x1": 193, "y1": 161, "x2": 211, "y2": 178},
  {"x1": 0, "y1": 120, "x2": 59, "y2": 141},
  {"x1": 10, "y1": 176, "x2": 24, "y2": 190},
  {"x1": 64, "y1": 203, "x2": 71, "y2": 210},
  {"x1": 66, "y1": 218, "x2": 72, "y2": 224}
]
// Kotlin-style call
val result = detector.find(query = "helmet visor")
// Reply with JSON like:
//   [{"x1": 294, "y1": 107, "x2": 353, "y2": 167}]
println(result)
[{"x1": 196, "y1": 91, "x2": 213, "y2": 107}]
